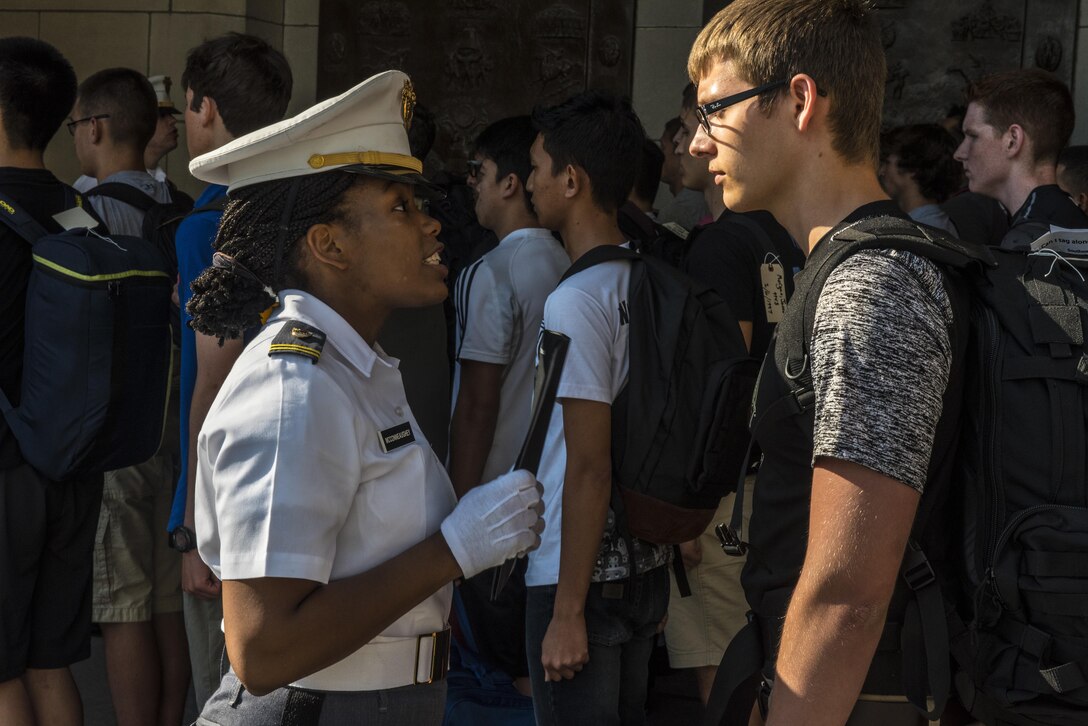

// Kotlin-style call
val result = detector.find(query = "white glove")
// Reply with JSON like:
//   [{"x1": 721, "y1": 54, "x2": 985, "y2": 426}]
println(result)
[{"x1": 441, "y1": 469, "x2": 544, "y2": 579}]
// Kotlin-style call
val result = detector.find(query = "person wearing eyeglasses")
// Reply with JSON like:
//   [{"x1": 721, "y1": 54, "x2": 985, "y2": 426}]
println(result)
[
  {"x1": 448, "y1": 115, "x2": 568, "y2": 698},
  {"x1": 69, "y1": 66, "x2": 192, "y2": 726},
  {"x1": 663, "y1": 81, "x2": 802, "y2": 709},
  {"x1": 688, "y1": 2, "x2": 981, "y2": 725}
]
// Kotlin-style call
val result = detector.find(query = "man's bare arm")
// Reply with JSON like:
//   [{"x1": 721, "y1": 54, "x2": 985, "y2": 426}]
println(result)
[
  {"x1": 448, "y1": 359, "x2": 504, "y2": 499},
  {"x1": 540, "y1": 398, "x2": 612, "y2": 682},
  {"x1": 766, "y1": 457, "x2": 920, "y2": 726},
  {"x1": 182, "y1": 331, "x2": 244, "y2": 599}
]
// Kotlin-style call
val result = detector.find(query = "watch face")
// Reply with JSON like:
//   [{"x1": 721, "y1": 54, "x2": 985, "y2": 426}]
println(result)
[{"x1": 170, "y1": 526, "x2": 195, "y2": 552}]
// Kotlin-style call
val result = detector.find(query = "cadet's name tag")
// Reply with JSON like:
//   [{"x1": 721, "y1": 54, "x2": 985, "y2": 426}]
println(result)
[
  {"x1": 379, "y1": 422, "x2": 415, "y2": 453},
  {"x1": 761, "y1": 263, "x2": 787, "y2": 323}
]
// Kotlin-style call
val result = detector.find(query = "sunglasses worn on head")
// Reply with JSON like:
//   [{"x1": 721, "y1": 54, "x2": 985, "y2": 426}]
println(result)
[
  {"x1": 694, "y1": 79, "x2": 827, "y2": 134},
  {"x1": 66, "y1": 114, "x2": 110, "y2": 135}
]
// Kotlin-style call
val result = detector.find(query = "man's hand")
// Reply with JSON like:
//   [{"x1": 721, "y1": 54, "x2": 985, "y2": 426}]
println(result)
[
  {"x1": 541, "y1": 612, "x2": 589, "y2": 681},
  {"x1": 679, "y1": 538, "x2": 702, "y2": 568},
  {"x1": 182, "y1": 551, "x2": 221, "y2": 599}
]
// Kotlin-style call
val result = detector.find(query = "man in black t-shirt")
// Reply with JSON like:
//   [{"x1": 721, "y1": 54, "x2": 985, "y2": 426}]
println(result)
[
  {"x1": 954, "y1": 69, "x2": 1088, "y2": 248},
  {"x1": 0, "y1": 38, "x2": 104, "y2": 726}
]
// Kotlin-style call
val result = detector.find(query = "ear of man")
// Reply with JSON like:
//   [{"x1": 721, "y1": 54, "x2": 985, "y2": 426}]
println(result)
[
  {"x1": 788, "y1": 73, "x2": 823, "y2": 134},
  {"x1": 500, "y1": 172, "x2": 518, "y2": 200},
  {"x1": 565, "y1": 164, "x2": 580, "y2": 199}
]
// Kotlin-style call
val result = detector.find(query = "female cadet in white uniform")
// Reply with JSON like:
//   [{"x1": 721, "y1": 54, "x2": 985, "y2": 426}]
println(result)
[{"x1": 184, "y1": 71, "x2": 544, "y2": 725}]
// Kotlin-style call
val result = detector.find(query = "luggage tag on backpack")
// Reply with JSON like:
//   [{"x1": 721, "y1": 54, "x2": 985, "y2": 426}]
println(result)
[
  {"x1": 760, "y1": 256, "x2": 787, "y2": 323},
  {"x1": 1030, "y1": 226, "x2": 1088, "y2": 257},
  {"x1": 52, "y1": 206, "x2": 99, "y2": 231}
]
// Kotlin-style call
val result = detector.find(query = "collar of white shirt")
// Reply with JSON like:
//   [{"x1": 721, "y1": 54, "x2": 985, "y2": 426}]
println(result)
[{"x1": 271, "y1": 290, "x2": 399, "y2": 378}]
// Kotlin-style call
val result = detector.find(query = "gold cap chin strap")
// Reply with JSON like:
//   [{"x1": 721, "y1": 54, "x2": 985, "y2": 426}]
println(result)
[{"x1": 307, "y1": 151, "x2": 423, "y2": 173}]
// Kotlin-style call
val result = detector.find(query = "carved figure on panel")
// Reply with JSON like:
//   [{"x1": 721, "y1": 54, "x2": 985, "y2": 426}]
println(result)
[
  {"x1": 881, "y1": 19, "x2": 897, "y2": 50},
  {"x1": 446, "y1": 27, "x2": 493, "y2": 91},
  {"x1": 1034, "y1": 36, "x2": 1062, "y2": 72},
  {"x1": 598, "y1": 34, "x2": 622, "y2": 67},
  {"x1": 951, "y1": 1, "x2": 1023, "y2": 43},
  {"x1": 886, "y1": 61, "x2": 909, "y2": 100},
  {"x1": 451, "y1": 0, "x2": 500, "y2": 15},
  {"x1": 355, "y1": 1, "x2": 411, "y2": 37},
  {"x1": 534, "y1": 3, "x2": 585, "y2": 40},
  {"x1": 534, "y1": 46, "x2": 584, "y2": 101},
  {"x1": 438, "y1": 101, "x2": 490, "y2": 158}
]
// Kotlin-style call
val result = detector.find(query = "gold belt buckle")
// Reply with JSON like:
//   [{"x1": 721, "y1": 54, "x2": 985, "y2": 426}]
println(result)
[{"x1": 413, "y1": 628, "x2": 451, "y2": 684}]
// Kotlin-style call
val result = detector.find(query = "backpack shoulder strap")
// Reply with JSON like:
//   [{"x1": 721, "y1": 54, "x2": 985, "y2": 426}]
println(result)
[
  {"x1": 778, "y1": 215, "x2": 995, "y2": 384},
  {"x1": 0, "y1": 191, "x2": 52, "y2": 244},
  {"x1": 559, "y1": 243, "x2": 639, "y2": 284},
  {"x1": 86, "y1": 181, "x2": 157, "y2": 212}
]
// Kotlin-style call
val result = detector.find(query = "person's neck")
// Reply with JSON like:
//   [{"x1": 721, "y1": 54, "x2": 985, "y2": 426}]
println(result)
[
  {"x1": 895, "y1": 185, "x2": 933, "y2": 214},
  {"x1": 492, "y1": 208, "x2": 544, "y2": 243},
  {"x1": 558, "y1": 204, "x2": 627, "y2": 263},
  {"x1": 144, "y1": 149, "x2": 166, "y2": 172},
  {"x1": 93, "y1": 149, "x2": 150, "y2": 182},
  {"x1": 768, "y1": 157, "x2": 889, "y2": 256},
  {"x1": 996, "y1": 166, "x2": 1057, "y2": 216},
  {"x1": 703, "y1": 184, "x2": 726, "y2": 219},
  {"x1": 0, "y1": 144, "x2": 46, "y2": 170},
  {"x1": 669, "y1": 180, "x2": 683, "y2": 196}
]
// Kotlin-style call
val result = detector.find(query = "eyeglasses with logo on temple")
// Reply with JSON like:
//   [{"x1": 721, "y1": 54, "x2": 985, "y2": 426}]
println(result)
[{"x1": 694, "y1": 80, "x2": 827, "y2": 135}]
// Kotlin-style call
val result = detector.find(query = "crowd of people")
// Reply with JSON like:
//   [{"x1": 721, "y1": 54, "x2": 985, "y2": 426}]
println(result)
[{"x1": 1, "y1": 1, "x2": 1087, "y2": 725}]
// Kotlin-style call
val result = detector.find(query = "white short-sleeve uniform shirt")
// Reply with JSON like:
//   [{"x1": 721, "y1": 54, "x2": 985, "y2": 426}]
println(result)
[
  {"x1": 195, "y1": 290, "x2": 456, "y2": 685},
  {"x1": 525, "y1": 258, "x2": 631, "y2": 587},
  {"x1": 451, "y1": 227, "x2": 569, "y2": 482}
]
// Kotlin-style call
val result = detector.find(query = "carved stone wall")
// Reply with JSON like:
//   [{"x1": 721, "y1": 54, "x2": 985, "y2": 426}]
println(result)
[
  {"x1": 701, "y1": 0, "x2": 1077, "y2": 129},
  {"x1": 318, "y1": 0, "x2": 635, "y2": 166},
  {"x1": 877, "y1": 0, "x2": 1077, "y2": 127}
]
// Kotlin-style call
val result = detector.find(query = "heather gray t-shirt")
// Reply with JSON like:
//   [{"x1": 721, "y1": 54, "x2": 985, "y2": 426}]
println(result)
[{"x1": 810, "y1": 248, "x2": 953, "y2": 492}]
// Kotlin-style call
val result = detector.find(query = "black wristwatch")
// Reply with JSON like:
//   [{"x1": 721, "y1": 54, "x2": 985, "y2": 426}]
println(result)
[{"x1": 168, "y1": 525, "x2": 197, "y2": 553}]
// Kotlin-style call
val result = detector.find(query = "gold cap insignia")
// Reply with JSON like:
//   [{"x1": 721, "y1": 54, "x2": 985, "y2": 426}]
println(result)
[{"x1": 401, "y1": 79, "x2": 416, "y2": 130}]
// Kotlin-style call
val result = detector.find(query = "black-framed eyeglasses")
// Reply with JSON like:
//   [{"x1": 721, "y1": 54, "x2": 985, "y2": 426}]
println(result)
[
  {"x1": 66, "y1": 114, "x2": 110, "y2": 135},
  {"x1": 695, "y1": 80, "x2": 827, "y2": 134},
  {"x1": 466, "y1": 159, "x2": 483, "y2": 179}
]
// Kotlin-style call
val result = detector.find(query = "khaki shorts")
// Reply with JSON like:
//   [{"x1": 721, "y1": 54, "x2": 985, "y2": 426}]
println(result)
[
  {"x1": 664, "y1": 477, "x2": 754, "y2": 669},
  {"x1": 92, "y1": 398, "x2": 182, "y2": 622}
]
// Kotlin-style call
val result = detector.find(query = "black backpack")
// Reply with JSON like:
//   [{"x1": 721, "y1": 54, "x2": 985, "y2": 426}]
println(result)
[
  {"x1": 948, "y1": 231, "x2": 1088, "y2": 726},
  {"x1": 707, "y1": 216, "x2": 1088, "y2": 726},
  {"x1": 0, "y1": 190, "x2": 173, "y2": 481},
  {"x1": 617, "y1": 201, "x2": 691, "y2": 268},
  {"x1": 561, "y1": 244, "x2": 755, "y2": 546}
]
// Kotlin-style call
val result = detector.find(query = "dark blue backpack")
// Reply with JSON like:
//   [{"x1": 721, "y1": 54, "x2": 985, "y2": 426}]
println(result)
[{"x1": 0, "y1": 191, "x2": 173, "y2": 481}]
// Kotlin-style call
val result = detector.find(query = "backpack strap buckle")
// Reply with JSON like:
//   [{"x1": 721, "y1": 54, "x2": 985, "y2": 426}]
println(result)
[
  {"x1": 716, "y1": 522, "x2": 748, "y2": 557},
  {"x1": 902, "y1": 540, "x2": 935, "y2": 591}
]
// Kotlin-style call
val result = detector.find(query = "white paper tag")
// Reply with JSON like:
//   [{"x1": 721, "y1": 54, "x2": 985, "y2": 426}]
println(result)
[
  {"x1": 761, "y1": 263, "x2": 787, "y2": 323},
  {"x1": 52, "y1": 206, "x2": 99, "y2": 231}
]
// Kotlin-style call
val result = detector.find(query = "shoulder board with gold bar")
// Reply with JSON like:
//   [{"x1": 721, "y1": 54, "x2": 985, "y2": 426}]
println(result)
[{"x1": 268, "y1": 320, "x2": 326, "y2": 364}]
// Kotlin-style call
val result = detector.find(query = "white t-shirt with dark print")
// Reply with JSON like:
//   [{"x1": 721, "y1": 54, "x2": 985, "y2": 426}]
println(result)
[{"x1": 526, "y1": 251, "x2": 669, "y2": 588}]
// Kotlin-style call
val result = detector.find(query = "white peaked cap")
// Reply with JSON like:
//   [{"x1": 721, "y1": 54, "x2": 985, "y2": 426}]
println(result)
[{"x1": 189, "y1": 70, "x2": 430, "y2": 192}]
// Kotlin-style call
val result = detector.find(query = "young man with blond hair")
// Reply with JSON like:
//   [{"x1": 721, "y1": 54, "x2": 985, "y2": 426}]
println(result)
[{"x1": 687, "y1": 1, "x2": 978, "y2": 724}]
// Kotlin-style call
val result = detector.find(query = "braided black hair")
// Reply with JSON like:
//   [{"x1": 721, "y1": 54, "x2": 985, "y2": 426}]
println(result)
[{"x1": 187, "y1": 171, "x2": 362, "y2": 340}]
